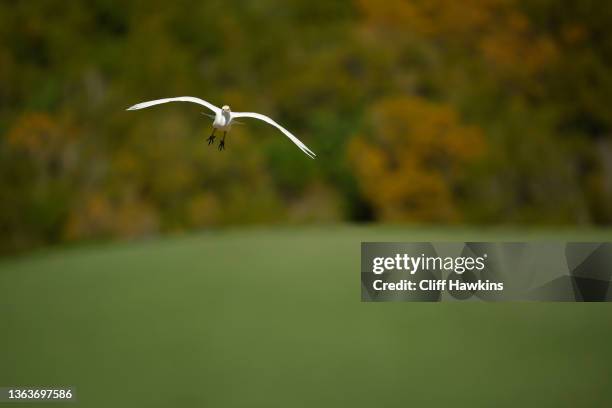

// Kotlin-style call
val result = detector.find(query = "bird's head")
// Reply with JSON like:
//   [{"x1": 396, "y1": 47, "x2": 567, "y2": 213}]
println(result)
[{"x1": 221, "y1": 105, "x2": 231, "y2": 113}]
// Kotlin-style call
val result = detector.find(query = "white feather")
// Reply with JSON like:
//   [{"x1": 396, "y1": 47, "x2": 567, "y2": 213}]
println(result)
[
  {"x1": 232, "y1": 111, "x2": 316, "y2": 159},
  {"x1": 127, "y1": 96, "x2": 220, "y2": 114}
]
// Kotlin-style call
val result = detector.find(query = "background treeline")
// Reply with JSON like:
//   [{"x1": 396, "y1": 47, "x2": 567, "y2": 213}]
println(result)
[{"x1": 1, "y1": 0, "x2": 611, "y2": 253}]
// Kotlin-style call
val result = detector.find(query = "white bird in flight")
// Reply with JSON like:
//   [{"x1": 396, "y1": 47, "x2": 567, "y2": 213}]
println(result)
[{"x1": 126, "y1": 96, "x2": 316, "y2": 159}]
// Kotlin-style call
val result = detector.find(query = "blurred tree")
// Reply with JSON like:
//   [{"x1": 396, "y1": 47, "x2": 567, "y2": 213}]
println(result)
[
  {"x1": 349, "y1": 97, "x2": 485, "y2": 222},
  {"x1": 1, "y1": 113, "x2": 79, "y2": 250},
  {"x1": 1, "y1": 0, "x2": 611, "y2": 253},
  {"x1": 356, "y1": 0, "x2": 605, "y2": 224}
]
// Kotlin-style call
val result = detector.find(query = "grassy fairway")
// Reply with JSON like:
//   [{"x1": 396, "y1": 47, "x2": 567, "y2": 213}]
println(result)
[{"x1": 2, "y1": 226, "x2": 612, "y2": 407}]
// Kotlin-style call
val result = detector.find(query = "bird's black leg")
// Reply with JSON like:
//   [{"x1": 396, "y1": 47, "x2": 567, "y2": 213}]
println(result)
[
  {"x1": 218, "y1": 132, "x2": 226, "y2": 151},
  {"x1": 207, "y1": 128, "x2": 216, "y2": 145}
]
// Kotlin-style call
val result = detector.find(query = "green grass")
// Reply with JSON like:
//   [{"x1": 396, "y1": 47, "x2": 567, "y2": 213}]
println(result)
[{"x1": 2, "y1": 225, "x2": 612, "y2": 407}]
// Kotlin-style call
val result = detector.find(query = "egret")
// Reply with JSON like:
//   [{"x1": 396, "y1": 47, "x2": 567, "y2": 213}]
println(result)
[{"x1": 126, "y1": 96, "x2": 316, "y2": 158}]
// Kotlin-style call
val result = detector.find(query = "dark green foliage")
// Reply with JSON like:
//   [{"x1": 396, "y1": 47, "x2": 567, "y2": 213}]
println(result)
[{"x1": 1, "y1": 0, "x2": 611, "y2": 253}]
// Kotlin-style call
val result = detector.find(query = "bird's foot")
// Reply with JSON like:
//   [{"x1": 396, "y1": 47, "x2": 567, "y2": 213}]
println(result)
[
  {"x1": 218, "y1": 140, "x2": 225, "y2": 151},
  {"x1": 207, "y1": 135, "x2": 216, "y2": 145}
]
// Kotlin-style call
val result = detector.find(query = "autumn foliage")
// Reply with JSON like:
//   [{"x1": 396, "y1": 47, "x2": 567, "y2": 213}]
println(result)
[
  {"x1": 1, "y1": 0, "x2": 611, "y2": 252},
  {"x1": 350, "y1": 97, "x2": 485, "y2": 222}
]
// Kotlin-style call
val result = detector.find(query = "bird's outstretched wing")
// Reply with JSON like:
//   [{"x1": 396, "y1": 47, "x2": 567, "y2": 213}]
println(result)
[
  {"x1": 232, "y1": 112, "x2": 316, "y2": 159},
  {"x1": 126, "y1": 96, "x2": 220, "y2": 114}
]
